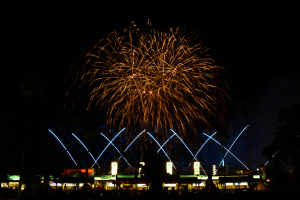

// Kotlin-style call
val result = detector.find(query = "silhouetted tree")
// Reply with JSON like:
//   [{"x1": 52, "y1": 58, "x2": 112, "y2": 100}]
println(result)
[
  {"x1": 263, "y1": 104, "x2": 300, "y2": 175},
  {"x1": 237, "y1": 98, "x2": 254, "y2": 171},
  {"x1": 17, "y1": 75, "x2": 45, "y2": 197},
  {"x1": 215, "y1": 127, "x2": 230, "y2": 170},
  {"x1": 215, "y1": 127, "x2": 230, "y2": 193}
]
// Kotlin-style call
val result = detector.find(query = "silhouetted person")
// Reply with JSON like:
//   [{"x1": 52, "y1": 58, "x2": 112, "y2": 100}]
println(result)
[
  {"x1": 148, "y1": 177, "x2": 164, "y2": 196},
  {"x1": 182, "y1": 185, "x2": 189, "y2": 195},
  {"x1": 140, "y1": 188, "x2": 146, "y2": 196},
  {"x1": 170, "y1": 187, "x2": 177, "y2": 196},
  {"x1": 203, "y1": 167, "x2": 221, "y2": 200}
]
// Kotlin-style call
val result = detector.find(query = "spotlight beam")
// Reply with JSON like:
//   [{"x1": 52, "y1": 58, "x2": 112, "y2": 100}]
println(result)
[
  {"x1": 147, "y1": 132, "x2": 176, "y2": 169},
  {"x1": 264, "y1": 151, "x2": 279, "y2": 166},
  {"x1": 92, "y1": 127, "x2": 125, "y2": 167},
  {"x1": 99, "y1": 132, "x2": 131, "y2": 167},
  {"x1": 170, "y1": 129, "x2": 207, "y2": 173},
  {"x1": 170, "y1": 129, "x2": 197, "y2": 159},
  {"x1": 188, "y1": 131, "x2": 217, "y2": 167},
  {"x1": 48, "y1": 129, "x2": 77, "y2": 165},
  {"x1": 157, "y1": 133, "x2": 176, "y2": 153},
  {"x1": 203, "y1": 133, "x2": 249, "y2": 170},
  {"x1": 219, "y1": 125, "x2": 249, "y2": 166},
  {"x1": 265, "y1": 135, "x2": 299, "y2": 166},
  {"x1": 118, "y1": 129, "x2": 146, "y2": 161},
  {"x1": 72, "y1": 133, "x2": 100, "y2": 169}
]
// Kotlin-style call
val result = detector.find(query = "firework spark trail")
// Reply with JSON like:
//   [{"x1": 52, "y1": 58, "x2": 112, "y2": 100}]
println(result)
[{"x1": 71, "y1": 20, "x2": 230, "y2": 142}]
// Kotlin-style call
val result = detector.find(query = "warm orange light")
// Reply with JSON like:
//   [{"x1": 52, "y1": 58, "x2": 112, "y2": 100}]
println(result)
[{"x1": 80, "y1": 169, "x2": 94, "y2": 174}]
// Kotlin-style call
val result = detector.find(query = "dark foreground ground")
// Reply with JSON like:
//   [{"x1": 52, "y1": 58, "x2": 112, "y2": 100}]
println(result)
[{"x1": 1, "y1": 189, "x2": 300, "y2": 200}]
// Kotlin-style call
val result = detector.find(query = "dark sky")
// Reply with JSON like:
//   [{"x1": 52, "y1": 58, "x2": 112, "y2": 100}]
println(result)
[{"x1": 3, "y1": 1, "x2": 300, "y2": 172}]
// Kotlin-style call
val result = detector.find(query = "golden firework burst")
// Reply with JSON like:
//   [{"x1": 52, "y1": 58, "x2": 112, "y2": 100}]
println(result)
[{"x1": 68, "y1": 20, "x2": 231, "y2": 141}]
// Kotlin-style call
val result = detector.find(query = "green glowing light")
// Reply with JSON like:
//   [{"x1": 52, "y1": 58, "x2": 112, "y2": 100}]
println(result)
[{"x1": 8, "y1": 175, "x2": 20, "y2": 181}]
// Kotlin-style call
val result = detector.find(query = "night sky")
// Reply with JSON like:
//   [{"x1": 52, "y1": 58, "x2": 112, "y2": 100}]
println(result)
[{"x1": 3, "y1": 1, "x2": 300, "y2": 172}]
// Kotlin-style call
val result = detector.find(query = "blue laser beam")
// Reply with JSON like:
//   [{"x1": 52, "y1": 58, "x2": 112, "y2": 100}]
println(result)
[
  {"x1": 48, "y1": 129, "x2": 77, "y2": 165},
  {"x1": 170, "y1": 129, "x2": 197, "y2": 159},
  {"x1": 264, "y1": 161, "x2": 269, "y2": 166},
  {"x1": 219, "y1": 125, "x2": 249, "y2": 166},
  {"x1": 118, "y1": 129, "x2": 146, "y2": 161},
  {"x1": 99, "y1": 132, "x2": 131, "y2": 167},
  {"x1": 201, "y1": 165, "x2": 207, "y2": 175},
  {"x1": 147, "y1": 132, "x2": 176, "y2": 169},
  {"x1": 170, "y1": 129, "x2": 206, "y2": 174},
  {"x1": 272, "y1": 151, "x2": 279, "y2": 158},
  {"x1": 72, "y1": 133, "x2": 100, "y2": 169},
  {"x1": 92, "y1": 127, "x2": 125, "y2": 167},
  {"x1": 264, "y1": 151, "x2": 279, "y2": 166},
  {"x1": 123, "y1": 129, "x2": 146, "y2": 153},
  {"x1": 188, "y1": 132, "x2": 217, "y2": 167},
  {"x1": 203, "y1": 133, "x2": 249, "y2": 170},
  {"x1": 265, "y1": 135, "x2": 299, "y2": 166},
  {"x1": 157, "y1": 133, "x2": 176, "y2": 153}
]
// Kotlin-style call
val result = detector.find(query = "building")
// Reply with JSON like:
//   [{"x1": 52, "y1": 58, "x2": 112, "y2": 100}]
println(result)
[
  {"x1": 217, "y1": 165, "x2": 229, "y2": 174},
  {"x1": 1, "y1": 172, "x2": 260, "y2": 195}
]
